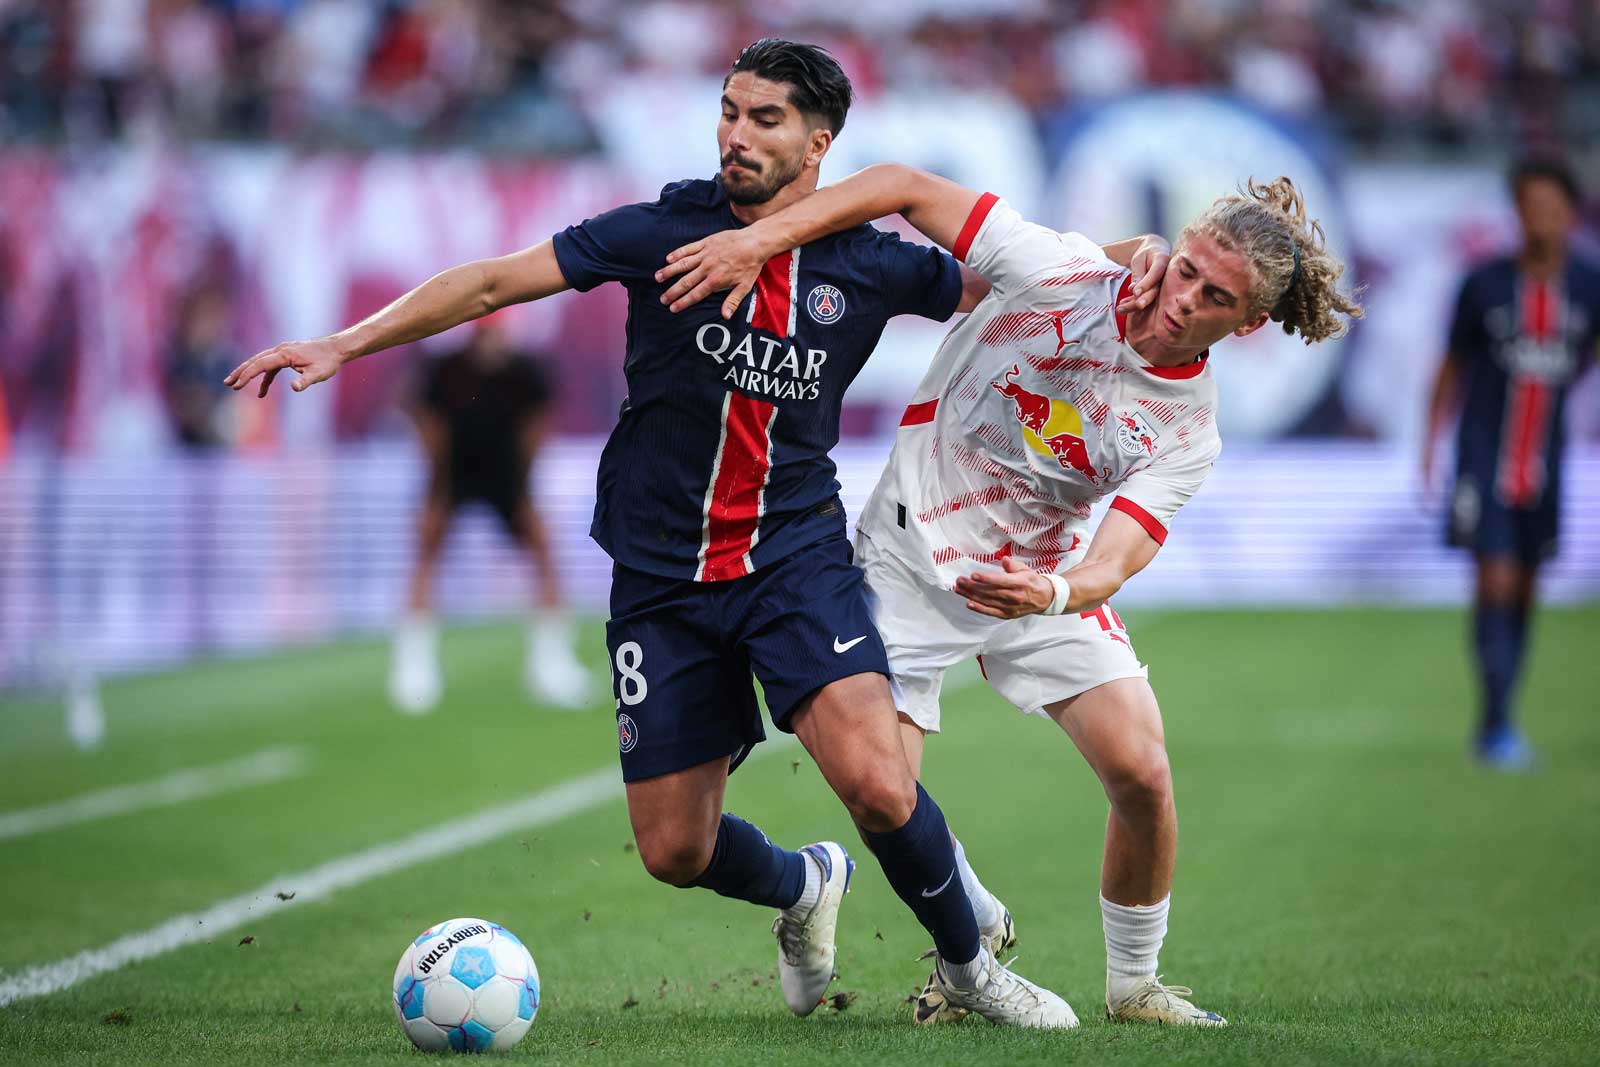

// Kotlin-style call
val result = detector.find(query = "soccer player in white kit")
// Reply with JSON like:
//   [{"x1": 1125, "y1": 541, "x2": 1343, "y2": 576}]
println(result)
[{"x1": 658, "y1": 164, "x2": 1362, "y2": 1027}]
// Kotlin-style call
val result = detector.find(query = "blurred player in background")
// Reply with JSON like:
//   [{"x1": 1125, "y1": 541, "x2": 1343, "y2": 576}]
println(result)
[
  {"x1": 1423, "y1": 158, "x2": 1600, "y2": 771},
  {"x1": 226, "y1": 39, "x2": 1086, "y2": 1027},
  {"x1": 661, "y1": 166, "x2": 1361, "y2": 1026},
  {"x1": 390, "y1": 312, "x2": 592, "y2": 714}
]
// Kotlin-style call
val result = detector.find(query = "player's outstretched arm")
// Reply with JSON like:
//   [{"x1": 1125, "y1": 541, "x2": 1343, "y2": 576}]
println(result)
[
  {"x1": 224, "y1": 241, "x2": 571, "y2": 398},
  {"x1": 657, "y1": 163, "x2": 982, "y2": 318},
  {"x1": 952, "y1": 510, "x2": 1160, "y2": 620}
]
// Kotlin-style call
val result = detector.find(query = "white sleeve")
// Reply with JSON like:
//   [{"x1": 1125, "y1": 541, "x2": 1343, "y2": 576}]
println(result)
[
  {"x1": 1108, "y1": 428, "x2": 1219, "y2": 546},
  {"x1": 952, "y1": 194, "x2": 1107, "y2": 293}
]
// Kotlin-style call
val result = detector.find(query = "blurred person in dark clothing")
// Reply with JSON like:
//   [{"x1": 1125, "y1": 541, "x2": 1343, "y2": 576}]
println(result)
[
  {"x1": 167, "y1": 287, "x2": 240, "y2": 448},
  {"x1": 391, "y1": 311, "x2": 592, "y2": 713},
  {"x1": 1423, "y1": 158, "x2": 1600, "y2": 771}
]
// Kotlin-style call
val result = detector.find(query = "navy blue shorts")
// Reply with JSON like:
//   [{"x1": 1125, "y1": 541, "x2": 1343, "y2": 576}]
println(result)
[
  {"x1": 605, "y1": 535, "x2": 889, "y2": 783},
  {"x1": 1447, "y1": 473, "x2": 1558, "y2": 564}
]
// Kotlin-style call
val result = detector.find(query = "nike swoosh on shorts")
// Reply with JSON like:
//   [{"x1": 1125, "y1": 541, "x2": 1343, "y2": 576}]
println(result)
[{"x1": 833, "y1": 635, "x2": 867, "y2": 654}]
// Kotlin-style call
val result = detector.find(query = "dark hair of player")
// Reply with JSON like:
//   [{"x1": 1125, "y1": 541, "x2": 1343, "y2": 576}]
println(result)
[
  {"x1": 1509, "y1": 157, "x2": 1581, "y2": 207},
  {"x1": 726, "y1": 38, "x2": 853, "y2": 136}
]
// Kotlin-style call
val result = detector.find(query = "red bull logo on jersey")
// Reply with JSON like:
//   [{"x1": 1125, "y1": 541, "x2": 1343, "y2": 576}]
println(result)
[
  {"x1": 1114, "y1": 408, "x2": 1159, "y2": 457},
  {"x1": 990, "y1": 364, "x2": 1107, "y2": 485}
]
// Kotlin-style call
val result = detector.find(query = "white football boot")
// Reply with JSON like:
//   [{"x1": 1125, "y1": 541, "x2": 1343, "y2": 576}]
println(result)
[
  {"x1": 914, "y1": 904, "x2": 1017, "y2": 1024},
  {"x1": 1107, "y1": 975, "x2": 1227, "y2": 1027},
  {"x1": 933, "y1": 945, "x2": 1078, "y2": 1029},
  {"x1": 772, "y1": 841, "x2": 854, "y2": 1016}
]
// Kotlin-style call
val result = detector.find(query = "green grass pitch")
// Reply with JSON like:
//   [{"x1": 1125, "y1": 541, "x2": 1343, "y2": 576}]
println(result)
[{"x1": 1, "y1": 606, "x2": 1597, "y2": 1064}]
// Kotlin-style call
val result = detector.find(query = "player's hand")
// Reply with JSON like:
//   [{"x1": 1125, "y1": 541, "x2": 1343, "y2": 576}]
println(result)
[
  {"x1": 655, "y1": 230, "x2": 769, "y2": 318},
  {"x1": 952, "y1": 558, "x2": 1055, "y2": 620},
  {"x1": 1117, "y1": 236, "x2": 1170, "y2": 316},
  {"x1": 224, "y1": 338, "x2": 346, "y2": 398}
]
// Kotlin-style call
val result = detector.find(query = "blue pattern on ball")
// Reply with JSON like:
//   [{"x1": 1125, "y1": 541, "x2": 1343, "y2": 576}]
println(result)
[
  {"x1": 462, "y1": 1019, "x2": 495, "y2": 1051},
  {"x1": 517, "y1": 976, "x2": 536, "y2": 1021},
  {"x1": 448, "y1": 1019, "x2": 495, "y2": 1053},
  {"x1": 449, "y1": 945, "x2": 496, "y2": 990},
  {"x1": 414, "y1": 925, "x2": 440, "y2": 947},
  {"x1": 396, "y1": 975, "x2": 425, "y2": 1020},
  {"x1": 490, "y1": 923, "x2": 523, "y2": 947}
]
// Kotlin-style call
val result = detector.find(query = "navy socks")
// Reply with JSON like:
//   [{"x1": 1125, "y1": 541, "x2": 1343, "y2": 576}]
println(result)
[
  {"x1": 688, "y1": 813, "x2": 807, "y2": 909},
  {"x1": 859, "y1": 783, "x2": 981, "y2": 964},
  {"x1": 1473, "y1": 601, "x2": 1525, "y2": 739}
]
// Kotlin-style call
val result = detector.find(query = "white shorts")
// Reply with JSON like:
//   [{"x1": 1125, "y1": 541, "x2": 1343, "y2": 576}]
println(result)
[{"x1": 856, "y1": 529, "x2": 1148, "y2": 733}]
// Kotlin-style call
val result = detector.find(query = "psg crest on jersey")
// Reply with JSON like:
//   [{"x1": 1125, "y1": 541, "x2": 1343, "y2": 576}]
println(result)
[{"x1": 806, "y1": 284, "x2": 846, "y2": 325}]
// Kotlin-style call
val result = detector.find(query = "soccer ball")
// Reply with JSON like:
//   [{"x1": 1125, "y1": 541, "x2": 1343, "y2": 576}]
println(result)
[{"x1": 392, "y1": 917, "x2": 540, "y2": 1053}]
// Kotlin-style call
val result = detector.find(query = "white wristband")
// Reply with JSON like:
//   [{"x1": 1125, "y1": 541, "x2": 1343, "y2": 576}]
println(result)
[{"x1": 1041, "y1": 573, "x2": 1071, "y2": 616}]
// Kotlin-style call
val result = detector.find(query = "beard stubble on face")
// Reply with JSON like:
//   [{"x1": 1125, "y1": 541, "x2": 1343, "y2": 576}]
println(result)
[{"x1": 721, "y1": 148, "x2": 806, "y2": 206}]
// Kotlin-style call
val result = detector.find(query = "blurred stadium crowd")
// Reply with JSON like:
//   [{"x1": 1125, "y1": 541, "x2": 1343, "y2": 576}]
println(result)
[
  {"x1": 3, "y1": 1, "x2": 1599, "y2": 686},
  {"x1": 3, "y1": 0, "x2": 1598, "y2": 153}
]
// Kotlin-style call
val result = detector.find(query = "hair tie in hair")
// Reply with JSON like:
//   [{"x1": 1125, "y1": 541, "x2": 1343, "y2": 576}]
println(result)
[{"x1": 1287, "y1": 242, "x2": 1302, "y2": 294}]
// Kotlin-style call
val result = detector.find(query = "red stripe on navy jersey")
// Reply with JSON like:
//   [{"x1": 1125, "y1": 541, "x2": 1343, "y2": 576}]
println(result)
[
  {"x1": 1110, "y1": 496, "x2": 1168, "y2": 544},
  {"x1": 749, "y1": 250, "x2": 795, "y2": 337},
  {"x1": 1498, "y1": 279, "x2": 1558, "y2": 505},
  {"x1": 1528, "y1": 278, "x2": 1553, "y2": 341},
  {"x1": 900, "y1": 398, "x2": 939, "y2": 426},
  {"x1": 1500, "y1": 377, "x2": 1551, "y2": 506},
  {"x1": 697, "y1": 392, "x2": 778, "y2": 582},
  {"x1": 953, "y1": 192, "x2": 998, "y2": 262}
]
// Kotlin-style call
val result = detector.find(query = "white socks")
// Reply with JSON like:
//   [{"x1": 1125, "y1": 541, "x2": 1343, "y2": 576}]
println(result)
[
  {"x1": 391, "y1": 614, "x2": 442, "y2": 714},
  {"x1": 396, "y1": 613, "x2": 438, "y2": 658},
  {"x1": 783, "y1": 852, "x2": 824, "y2": 920},
  {"x1": 1101, "y1": 894, "x2": 1169, "y2": 1002},
  {"x1": 530, "y1": 614, "x2": 575, "y2": 658},
  {"x1": 951, "y1": 834, "x2": 1002, "y2": 932},
  {"x1": 941, "y1": 944, "x2": 988, "y2": 989}
]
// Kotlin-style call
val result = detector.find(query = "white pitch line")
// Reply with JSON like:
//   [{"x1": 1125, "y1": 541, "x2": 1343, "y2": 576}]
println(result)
[{"x1": 0, "y1": 745, "x2": 313, "y2": 843}]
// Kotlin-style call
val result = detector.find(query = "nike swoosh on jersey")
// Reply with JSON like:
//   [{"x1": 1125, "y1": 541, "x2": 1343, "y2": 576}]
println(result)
[
  {"x1": 920, "y1": 867, "x2": 956, "y2": 898},
  {"x1": 833, "y1": 635, "x2": 867, "y2": 654}
]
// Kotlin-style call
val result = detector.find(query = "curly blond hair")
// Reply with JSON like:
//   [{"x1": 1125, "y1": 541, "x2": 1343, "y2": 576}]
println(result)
[{"x1": 1180, "y1": 176, "x2": 1364, "y2": 344}]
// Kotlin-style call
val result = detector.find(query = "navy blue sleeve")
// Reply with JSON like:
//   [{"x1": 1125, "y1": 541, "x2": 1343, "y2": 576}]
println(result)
[
  {"x1": 1446, "y1": 272, "x2": 1485, "y2": 363},
  {"x1": 1582, "y1": 264, "x2": 1600, "y2": 360},
  {"x1": 551, "y1": 200, "x2": 667, "y2": 293},
  {"x1": 875, "y1": 232, "x2": 964, "y2": 322}
]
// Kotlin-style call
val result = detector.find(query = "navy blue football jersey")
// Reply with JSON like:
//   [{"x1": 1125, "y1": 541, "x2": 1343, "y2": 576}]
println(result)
[
  {"x1": 1447, "y1": 252, "x2": 1600, "y2": 508},
  {"x1": 552, "y1": 178, "x2": 963, "y2": 581}
]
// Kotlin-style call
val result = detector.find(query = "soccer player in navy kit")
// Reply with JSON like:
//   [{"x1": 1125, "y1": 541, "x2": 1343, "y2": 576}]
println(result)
[
  {"x1": 226, "y1": 40, "x2": 1077, "y2": 1026},
  {"x1": 1423, "y1": 158, "x2": 1600, "y2": 770}
]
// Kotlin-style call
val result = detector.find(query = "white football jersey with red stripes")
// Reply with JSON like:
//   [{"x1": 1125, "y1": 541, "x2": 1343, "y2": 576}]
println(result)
[{"x1": 859, "y1": 195, "x2": 1222, "y2": 586}]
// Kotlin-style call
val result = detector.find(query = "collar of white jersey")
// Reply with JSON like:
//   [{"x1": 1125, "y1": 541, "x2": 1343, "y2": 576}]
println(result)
[{"x1": 1114, "y1": 275, "x2": 1211, "y2": 381}]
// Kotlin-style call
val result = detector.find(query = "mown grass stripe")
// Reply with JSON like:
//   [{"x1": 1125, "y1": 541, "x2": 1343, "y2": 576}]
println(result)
[{"x1": 0, "y1": 745, "x2": 312, "y2": 843}]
